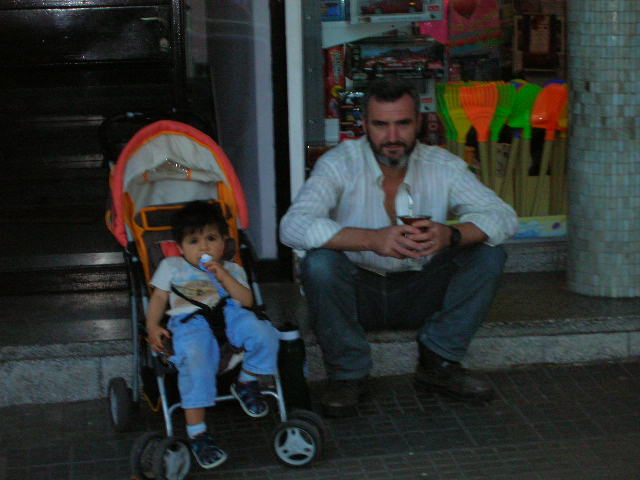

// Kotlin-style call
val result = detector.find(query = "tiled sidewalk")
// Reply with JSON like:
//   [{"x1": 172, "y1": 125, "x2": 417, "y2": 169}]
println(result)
[{"x1": 1, "y1": 360, "x2": 639, "y2": 480}]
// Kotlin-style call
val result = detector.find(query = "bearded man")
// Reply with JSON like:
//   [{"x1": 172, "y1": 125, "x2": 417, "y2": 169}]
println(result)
[{"x1": 279, "y1": 75, "x2": 518, "y2": 417}]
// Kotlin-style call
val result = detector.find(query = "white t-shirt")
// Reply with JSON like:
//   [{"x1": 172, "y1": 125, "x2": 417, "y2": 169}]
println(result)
[{"x1": 150, "y1": 256, "x2": 249, "y2": 316}]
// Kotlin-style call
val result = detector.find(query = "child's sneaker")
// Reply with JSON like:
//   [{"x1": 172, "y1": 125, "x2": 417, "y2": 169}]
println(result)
[
  {"x1": 190, "y1": 433, "x2": 227, "y2": 469},
  {"x1": 230, "y1": 381, "x2": 269, "y2": 418}
]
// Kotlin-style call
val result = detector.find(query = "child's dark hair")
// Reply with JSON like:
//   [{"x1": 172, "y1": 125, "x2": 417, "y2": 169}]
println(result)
[{"x1": 171, "y1": 201, "x2": 229, "y2": 243}]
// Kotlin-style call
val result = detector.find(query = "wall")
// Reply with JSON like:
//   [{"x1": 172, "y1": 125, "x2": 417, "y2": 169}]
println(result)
[{"x1": 203, "y1": 0, "x2": 277, "y2": 259}]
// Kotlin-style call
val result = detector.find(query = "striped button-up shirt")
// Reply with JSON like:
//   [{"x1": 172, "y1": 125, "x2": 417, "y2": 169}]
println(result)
[{"x1": 280, "y1": 137, "x2": 518, "y2": 274}]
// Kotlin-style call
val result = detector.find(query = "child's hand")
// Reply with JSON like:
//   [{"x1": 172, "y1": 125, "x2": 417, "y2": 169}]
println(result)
[
  {"x1": 147, "y1": 324, "x2": 171, "y2": 353},
  {"x1": 202, "y1": 260, "x2": 230, "y2": 281}
]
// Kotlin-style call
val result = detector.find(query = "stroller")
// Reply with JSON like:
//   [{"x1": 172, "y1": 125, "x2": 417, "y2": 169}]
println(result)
[{"x1": 104, "y1": 119, "x2": 325, "y2": 479}]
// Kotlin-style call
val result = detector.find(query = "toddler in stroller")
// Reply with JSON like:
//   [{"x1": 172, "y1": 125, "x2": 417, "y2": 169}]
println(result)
[
  {"x1": 146, "y1": 200, "x2": 280, "y2": 469},
  {"x1": 104, "y1": 119, "x2": 325, "y2": 478}
]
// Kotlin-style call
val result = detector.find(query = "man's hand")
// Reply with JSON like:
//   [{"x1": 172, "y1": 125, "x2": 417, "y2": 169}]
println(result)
[
  {"x1": 370, "y1": 219, "x2": 458, "y2": 258},
  {"x1": 402, "y1": 218, "x2": 454, "y2": 256},
  {"x1": 324, "y1": 221, "x2": 479, "y2": 258},
  {"x1": 368, "y1": 224, "x2": 427, "y2": 258}
]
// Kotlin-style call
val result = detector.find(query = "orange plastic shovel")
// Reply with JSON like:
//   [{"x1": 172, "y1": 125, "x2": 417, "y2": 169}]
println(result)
[
  {"x1": 530, "y1": 82, "x2": 569, "y2": 215},
  {"x1": 461, "y1": 82, "x2": 499, "y2": 188}
]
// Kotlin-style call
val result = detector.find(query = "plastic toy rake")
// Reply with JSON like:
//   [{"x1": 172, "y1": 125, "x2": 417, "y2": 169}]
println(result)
[
  {"x1": 436, "y1": 82, "x2": 457, "y2": 152},
  {"x1": 461, "y1": 82, "x2": 499, "y2": 188},
  {"x1": 444, "y1": 83, "x2": 472, "y2": 159}
]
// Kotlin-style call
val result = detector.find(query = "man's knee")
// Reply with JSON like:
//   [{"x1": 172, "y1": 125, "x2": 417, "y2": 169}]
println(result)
[
  {"x1": 479, "y1": 245, "x2": 507, "y2": 277},
  {"x1": 456, "y1": 244, "x2": 507, "y2": 278},
  {"x1": 301, "y1": 249, "x2": 351, "y2": 285}
]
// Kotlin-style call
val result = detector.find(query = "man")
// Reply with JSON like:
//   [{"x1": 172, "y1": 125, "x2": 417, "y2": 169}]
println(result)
[{"x1": 280, "y1": 75, "x2": 518, "y2": 417}]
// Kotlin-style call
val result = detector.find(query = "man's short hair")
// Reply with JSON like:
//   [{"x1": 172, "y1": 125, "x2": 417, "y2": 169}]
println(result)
[
  {"x1": 362, "y1": 75, "x2": 420, "y2": 118},
  {"x1": 171, "y1": 200, "x2": 229, "y2": 243}
]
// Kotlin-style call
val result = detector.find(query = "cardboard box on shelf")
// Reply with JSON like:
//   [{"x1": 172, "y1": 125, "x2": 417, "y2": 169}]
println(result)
[
  {"x1": 322, "y1": 0, "x2": 350, "y2": 21},
  {"x1": 514, "y1": 215, "x2": 566, "y2": 239}
]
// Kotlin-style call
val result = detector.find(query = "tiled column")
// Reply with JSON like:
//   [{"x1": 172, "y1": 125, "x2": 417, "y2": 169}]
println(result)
[{"x1": 566, "y1": 0, "x2": 639, "y2": 297}]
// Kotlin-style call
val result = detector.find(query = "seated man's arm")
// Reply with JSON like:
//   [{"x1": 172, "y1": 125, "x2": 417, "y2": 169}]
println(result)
[
  {"x1": 279, "y1": 159, "x2": 344, "y2": 251},
  {"x1": 448, "y1": 164, "x2": 519, "y2": 246},
  {"x1": 280, "y1": 158, "x2": 427, "y2": 259}
]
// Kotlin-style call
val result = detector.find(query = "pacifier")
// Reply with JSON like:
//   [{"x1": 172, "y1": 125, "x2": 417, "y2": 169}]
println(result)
[{"x1": 199, "y1": 253, "x2": 213, "y2": 271}]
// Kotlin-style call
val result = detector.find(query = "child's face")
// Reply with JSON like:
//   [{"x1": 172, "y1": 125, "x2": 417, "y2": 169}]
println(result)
[{"x1": 178, "y1": 224, "x2": 226, "y2": 266}]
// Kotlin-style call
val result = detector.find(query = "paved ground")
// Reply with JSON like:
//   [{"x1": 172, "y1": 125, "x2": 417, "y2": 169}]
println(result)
[{"x1": 2, "y1": 359, "x2": 639, "y2": 480}]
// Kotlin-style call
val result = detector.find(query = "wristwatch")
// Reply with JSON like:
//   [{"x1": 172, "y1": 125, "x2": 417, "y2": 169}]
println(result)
[{"x1": 449, "y1": 226, "x2": 462, "y2": 248}]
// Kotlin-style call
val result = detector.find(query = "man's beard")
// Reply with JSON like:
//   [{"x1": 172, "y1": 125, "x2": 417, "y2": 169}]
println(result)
[{"x1": 368, "y1": 138, "x2": 415, "y2": 169}]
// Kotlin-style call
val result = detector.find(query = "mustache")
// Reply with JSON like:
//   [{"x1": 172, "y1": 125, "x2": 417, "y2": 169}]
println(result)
[{"x1": 381, "y1": 142, "x2": 408, "y2": 148}]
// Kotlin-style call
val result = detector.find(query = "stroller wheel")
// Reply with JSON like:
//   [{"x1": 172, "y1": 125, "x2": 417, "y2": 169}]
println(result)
[
  {"x1": 107, "y1": 377, "x2": 133, "y2": 432},
  {"x1": 272, "y1": 419, "x2": 322, "y2": 468},
  {"x1": 288, "y1": 409, "x2": 329, "y2": 442},
  {"x1": 130, "y1": 431, "x2": 163, "y2": 479},
  {"x1": 151, "y1": 437, "x2": 192, "y2": 480}
]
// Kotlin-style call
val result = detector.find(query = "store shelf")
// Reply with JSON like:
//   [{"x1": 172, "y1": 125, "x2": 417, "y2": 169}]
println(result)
[{"x1": 322, "y1": 20, "x2": 413, "y2": 48}]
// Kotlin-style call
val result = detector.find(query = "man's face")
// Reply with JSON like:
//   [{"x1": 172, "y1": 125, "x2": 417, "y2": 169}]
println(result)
[{"x1": 364, "y1": 93, "x2": 421, "y2": 168}]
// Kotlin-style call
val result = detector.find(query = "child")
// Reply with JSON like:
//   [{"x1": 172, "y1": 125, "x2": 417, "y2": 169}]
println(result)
[{"x1": 146, "y1": 200, "x2": 280, "y2": 469}]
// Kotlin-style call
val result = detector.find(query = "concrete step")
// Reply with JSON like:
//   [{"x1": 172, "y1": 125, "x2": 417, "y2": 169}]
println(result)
[
  {"x1": 0, "y1": 252, "x2": 128, "y2": 294},
  {"x1": 503, "y1": 237, "x2": 567, "y2": 273},
  {"x1": 2, "y1": 271, "x2": 639, "y2": 407}
]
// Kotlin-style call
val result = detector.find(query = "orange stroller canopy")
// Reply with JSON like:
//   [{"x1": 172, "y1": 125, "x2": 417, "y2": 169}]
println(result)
[{"x1": 108, "y1": 120, "x2": 249, "y2": 247}]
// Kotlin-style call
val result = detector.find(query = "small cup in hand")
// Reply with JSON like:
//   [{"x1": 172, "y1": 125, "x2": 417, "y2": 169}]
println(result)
[{"x1": 398, "y1": 214, "x2": 432, "y2": 231}]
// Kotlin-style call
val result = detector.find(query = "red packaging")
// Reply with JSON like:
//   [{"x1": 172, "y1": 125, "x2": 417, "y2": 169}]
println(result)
[
  {"x1": 423, "y1": 112, "x2": 445, "y2": 146},
  {"x1": 324, "y1": 45, "x2": 345, "y2": 119}
]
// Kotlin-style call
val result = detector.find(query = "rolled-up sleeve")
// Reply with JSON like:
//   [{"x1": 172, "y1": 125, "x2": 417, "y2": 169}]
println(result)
[
  {"x1": 279, "y1": 157, "x2": 345, "y2": 250},
  {"x1": 449, "y1": 166, "x2": 519, "y2": 246}
]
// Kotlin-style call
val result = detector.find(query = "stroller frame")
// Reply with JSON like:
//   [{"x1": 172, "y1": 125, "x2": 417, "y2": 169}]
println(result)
[{"x1": 103, "y1": 119, "x2": 325, "y2": 479}]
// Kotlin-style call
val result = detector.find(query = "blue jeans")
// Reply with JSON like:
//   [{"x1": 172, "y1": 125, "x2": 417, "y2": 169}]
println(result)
[
  {"x1": 300, "y1": 244, "x2": 506, "y2": 380},
  {"x1": 167, "y1": 312, "x2": 280, "y2": 409}
]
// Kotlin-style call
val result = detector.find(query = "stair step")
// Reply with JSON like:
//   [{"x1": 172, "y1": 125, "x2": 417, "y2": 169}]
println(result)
[
  {"x1": 2, "y1": 272, "x2": 639, "y2": 406},
  {"x1": 0, "y1": 289, "x2": 131, "y2": 405},
  {"x1": 0, "y1": 253, "x2": 127, "y2": 294},
  {"x1": 1, "y1": 265, "x2": 128, "y2": 294},
  {"x1": 0, "y1": 205, "x2": 106, "y2": 224},
  {"x1": 0, "y1": 290, "x2": 130, "y2": 347},
  {"x1": 503, "y1": 237, "x2": 566, "y2": 272},
  {"x1": 0, "y1": 115, "x2": 104, "y2": 160},
  {"x1": 0, "y1": 252, "x2": 123, "y2": 272}
]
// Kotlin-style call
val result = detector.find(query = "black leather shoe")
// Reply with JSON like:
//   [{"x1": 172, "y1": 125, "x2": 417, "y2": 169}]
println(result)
[
  {"x1": 415, "y1": 344, "x2": 494, "y2": 402},
  {"x1": 320, "y1": 377, "x2": 368, "y2": 417}
]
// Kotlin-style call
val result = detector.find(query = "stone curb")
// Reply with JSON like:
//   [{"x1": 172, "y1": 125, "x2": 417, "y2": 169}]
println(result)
[{"x1": 2, "y1": 314, "x2": 638, "y2": 407}]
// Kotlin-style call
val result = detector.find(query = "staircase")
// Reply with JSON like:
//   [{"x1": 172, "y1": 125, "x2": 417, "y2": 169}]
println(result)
[
  {"x1": 0, "y1": 113, "x2": 132, "y2": 407},
  {"x1": 0, "y1": 114, "x2": 128, "y2": 292},
  {"x1": 3, "y1": 232, "x2": 640, "y2": 407}
]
